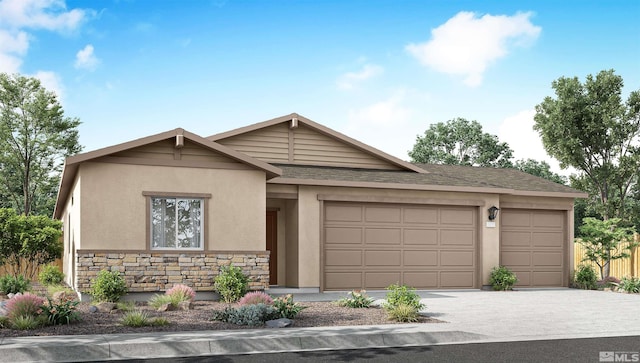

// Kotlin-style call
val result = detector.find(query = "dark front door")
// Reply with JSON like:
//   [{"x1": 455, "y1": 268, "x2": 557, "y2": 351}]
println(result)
[{"x1": 266, "y1": 210, "x2": 277, "y2": 285}]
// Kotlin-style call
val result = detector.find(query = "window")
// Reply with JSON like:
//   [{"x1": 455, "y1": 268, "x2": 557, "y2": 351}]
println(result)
[{"x1": 150, "y1": 197, "x2": 203, "y2": 249}]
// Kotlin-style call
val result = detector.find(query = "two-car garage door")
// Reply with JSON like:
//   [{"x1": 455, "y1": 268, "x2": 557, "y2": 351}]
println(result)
[{"x1": 323, "y1": 202, "x2": 478, "y2": 290}]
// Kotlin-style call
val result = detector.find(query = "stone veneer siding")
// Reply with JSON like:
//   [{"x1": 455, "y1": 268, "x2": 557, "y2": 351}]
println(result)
[{"x1": 76, "y1": 251, "x2": 269, "y2": 292}]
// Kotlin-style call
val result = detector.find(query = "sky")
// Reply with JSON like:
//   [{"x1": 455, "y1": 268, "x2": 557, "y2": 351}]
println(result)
[{"x1": 1, "y1": 0, "x2": 639, "y2": 175}]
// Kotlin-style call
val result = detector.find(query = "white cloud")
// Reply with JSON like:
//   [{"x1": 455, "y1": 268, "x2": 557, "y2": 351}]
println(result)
[
  {"x1": 498, "y1": 109, "x2": 570, "y2": 175},
  {"x1": 406, "y1": 11, "x2": 541, "y2": 87},
  {"x1": 347, "y1": 91, "x2": 410, "y2": 125},
  {"x1": 0, "y1": 0, "x2": 88, "y2": 31},
  {"x1": 0, "y1": 29, "x2": 28, "y2": 72},
  {"x1": 32, "y1": 70, "x2": 63, "y2": 98},
  {"x1": 336, "y1": 64, "x2": 384, "y2": 90},
  {"x1": 74, "y1": 44, "x2": 99, "y2": 70}
]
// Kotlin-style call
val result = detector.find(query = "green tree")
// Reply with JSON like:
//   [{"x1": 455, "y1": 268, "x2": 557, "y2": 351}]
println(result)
[
  {"x1": 577, "y1": 217, "x2": 636, "y2": 280},
  {"x1": 409, "y1": 117, "x2": 514, "y2": 167},
  {"x1": 513, "y1": 159, "x2": 567, "y2": 185},
  {"x1": 534, "y1": 69, "x2": 640, "y2": 221},
  {"x1": 0, "y1": 208, "x2": 63, "y2": 279},
  {"x1": 0, "y1": 73, "x2": 82, "y2": 216}
]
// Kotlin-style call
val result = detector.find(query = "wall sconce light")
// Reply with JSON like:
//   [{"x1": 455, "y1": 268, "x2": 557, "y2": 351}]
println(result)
[{"x1": 488, "y1": 206, "x2": 500, "y2": 221}]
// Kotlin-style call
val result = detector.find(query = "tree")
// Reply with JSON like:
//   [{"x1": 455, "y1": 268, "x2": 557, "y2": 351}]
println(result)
[
  {"x1": 513, "y1": 159, "x2": 567, "y2": 185},
  {"x1": 409, "y1": 117, "x2": 514, "y2": 167},
  {"x1": 0, "y1": 208, "x2": 63, "y2": 279},
  {"x1": 577, "y1": 217, "x2": 636, "y2": 280},
  {"x1": 534, "y1": 69, "x2": 640, "y2": 221},
  {"x1": 0, "y1": 73, "x2": 82, "y2": 216}
]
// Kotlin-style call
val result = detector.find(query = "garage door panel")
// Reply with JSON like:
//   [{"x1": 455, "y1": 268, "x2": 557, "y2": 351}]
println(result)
[
  {"x1": 324, "y1": 202, "x2": 478, "y2": 290},
  {"x1": 501, "y1": 251, "x2": 531, "y2": 266},
  {"x1": 365, "y1": 272, "x2": 401, "y2": 289},
  {"x1": 441, "y1": 251, "x2": 474, "y2": 266},
  {"x1": 325, "y1": 227, "x2": 362, "y2": 245},
  {"x1": 325, "y1": 250, "x2": 362, "y2": 266},
  {"x1": 441, "y1": 209, "x2": 475, "y2": 225},
  {"x1": 404, "y1": 208, "x2": 438, "y2": 224},
  {"x1": 532, "y1": 232, "x2": 563, "y2": 247},
  {"x1": 325, "y1": 205, "x2": 362, "y2": 222},
  {"x1": 404, "y1": 272, "x2": 438, "y2": 288},
  {"x1": 441, "y1": 230, "x2": 475, "y2": 246},
  {"x1": 325, "y1": 272, "x2": 362, "y2": 289},
  {"x1": 404, "y1": 250, "x2": 438, "y2": 266},
  {"x1": 404, "y1": 229, "x2": 438, "y2": 245},
  {"x1": 440, "y1": 271, "x2": 475, "y2": 288},
  {"x1": 501, "y1": 209, "x2": 566, "y2": 288},
  {"x1": 532, "y1": 252, "x2": 563, "y2": 267},
  {"x1": 532, "y1": 271, "x2": 563, "y2": 286},
  {"x1": 365, "y1": 228, "x2": 401, "y2": 244},
  {"x1": 501, "y1": 231, "x2": 531, "y2": 247},
  {"x1": 365, "y1": 207, "x2": 401, "y2": 223},
  {"x1": 365, "y1": 250, "x2": 401, "y2": 266}
]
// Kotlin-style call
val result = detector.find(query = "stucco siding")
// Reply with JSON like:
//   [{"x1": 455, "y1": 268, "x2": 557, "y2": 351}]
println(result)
[{"x1": 78, "y1": 162, "x2": 266, "y2": 251}]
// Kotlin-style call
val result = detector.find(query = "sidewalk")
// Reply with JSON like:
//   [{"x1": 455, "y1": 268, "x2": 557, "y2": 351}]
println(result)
[{"x1": 0, "y1": 289, "x2": 638, "y2": 362}]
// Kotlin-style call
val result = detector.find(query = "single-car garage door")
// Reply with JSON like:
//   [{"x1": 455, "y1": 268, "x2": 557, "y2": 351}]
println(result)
[
  {"x1": 323, "y1": 202, "x2": 478, "y2": 290},
  {"x1": 500, "y1": 209, "x2": 566, "y2": 287}
]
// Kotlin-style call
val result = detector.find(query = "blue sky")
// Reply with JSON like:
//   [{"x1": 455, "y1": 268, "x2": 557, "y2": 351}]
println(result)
[{"x1": 1, "y1": 0, "x2": 639, "y2": 173}]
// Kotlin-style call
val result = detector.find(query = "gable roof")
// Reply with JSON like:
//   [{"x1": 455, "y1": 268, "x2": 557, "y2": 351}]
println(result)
[
  {"x1": 209, "y1": 113, "x2": 426, "y2": 173},
  {"x1": 268, "y1": 163, "x2": 586, "y2": 198},
  {"x1": 54, "y1": 128, "x2": 282, "y2": 219}
]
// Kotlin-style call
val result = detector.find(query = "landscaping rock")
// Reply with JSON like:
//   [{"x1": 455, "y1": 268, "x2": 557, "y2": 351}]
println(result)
[
  {"x1": 88, "y1": 305, "x2": 98, "y2": 313},
  {"x1": 52, "y1": 290, "x2": 77, "y2": 303},
  {"x1": 95, "y1": 302, "x2": 116, "y2": 313},
  {"x1": 157, "y1": 303, "x2": 172, "y2": 312},
  {"x1": 177, "y1": 301, "x2": 193, "y2": 311},
  {"x1": 266, "y1": 318, "x2": 292, "y2": 328}
]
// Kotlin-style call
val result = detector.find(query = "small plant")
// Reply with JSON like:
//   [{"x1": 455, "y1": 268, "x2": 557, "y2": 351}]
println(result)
[
  {"x1": 238, "y1": 291, "x2": 273, "y2": 306},
  {"x1": 0, "y1": 316, "x2": 9, "y2": 328},
  {"x1": 384, "y1": 284, "x2": 425, "y2": 310},
  {"x1": 89, "y1": 270, "x2": 128, "y2": 302},
  {"x1": 116, "y1": 301, "x2": 137, "y2": 312},
  {"x1": 5, "y1": 293, "x2": 45, "y2": 320},
  {"x1": 11, "y1": 315, "x2": 42, "y2": 330},
  {"x1": 615, "y1": 276, "x2": 640, "y2": 293},
  {"x1": 214, "y1": 265, "x2": 249, "y2": 303},
  {"x1": 150, "y1": 317, "x2": 170, "y2": 326},
  {"x1": 273, "y1": 294, "x2": 307, "y2": 319},
  {"x1": 38, "y1": 265, "x2": 65, "y2": 286},
  {"x1": 166, "y1": 284, "x2": 196, "y2": 302},
  {"x1": 386, "y1": 303, "x2": 420, "y2": 323},
  {"x1": 0, "y1": 274, "x2": 31, "y2": 294},
  {"x1": 148, "y1": 294, "x2": 175, "y2": 309},
  {"x1": 489, "y1": 266, "x2": 518, "y2": 291},
  {"x1": 337, "y1": 290, "x2": 375, "y2": 308},
  {"x1": 120, "y1": 310, "x2": 151, "y2": 327},
  {"x1": 41, "y1": 297, "x2": 80, "y2": 325},
  {"x1": 573, "y1": 264, "x2": 597, "y2": 290},
  {"x1": 212, "y1": 303, "x2": 278, "y2": 326}
]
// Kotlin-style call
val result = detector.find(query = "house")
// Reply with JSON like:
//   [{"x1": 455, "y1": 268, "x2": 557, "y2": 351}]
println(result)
[{"x1": 54, "y1": 113, "x2": 586, "y2": 299}]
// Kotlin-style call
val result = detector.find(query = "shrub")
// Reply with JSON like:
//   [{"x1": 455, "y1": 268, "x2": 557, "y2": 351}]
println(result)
[
  {"x1": 384, "y1": 284, "x2": 425, "y2": 310},
  {"x1": 89, "y1": 270, "x2": 128, "y2": 302},
  {"x1": 150, "y1": 317, "x2": 170, "y2": 326},
  {"x1": 38, "y1": 265, "x2": 65, "y2": 286},
  {"x1": 489, "y1": 266, "x2": 518, "y2": 291},
  {"x1": 0, "y1": 316, "x2": 9, "y2": 328},
  {"x1": 615, "y1": 276, "x2": 640, "y2": 293},
  {"x1": 337, "y1": 290, "x2": 374, "y2": 308},
  {"x1": 214, "y1": 265, "x2": 249, "y2": 303},
  {"x1": 273, "y1": 294, "x2": 306, "y2": 319},
  {"x1": 41, "y1": 296, "x2": 80, "y2": 325},
  {"x1": 238, "y1": 291, "x2": 273, "y2": 306},
  {"x1": 166, "y1": 284, "x2": 196, "y2": 302},
  {"x1": 120, "y1": 310, "x2": 150, "y2": 327},
  {"x1": 212, "y1": 303, "x2": 278, "y2": 326},
  {"x1": 0, "y1": 274, "x2": 30, "y2": 294},
  {"x1": 386, "y1": 303, "x2": 420, "y2": 323},
  {"x1": 11, "y1": 315, "x2": 42, "y2": 330},
  {"x1": 5, "y1": 293, "x2": 45, "y2": 320},
  {"x1": 573, "y1": 265, "x2": 597, "y2": 290}
]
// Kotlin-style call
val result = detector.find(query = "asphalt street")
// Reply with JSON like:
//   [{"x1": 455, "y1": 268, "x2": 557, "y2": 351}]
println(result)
[{"x1": 95, "y1": 335, "x2": 640, "y2": 363}]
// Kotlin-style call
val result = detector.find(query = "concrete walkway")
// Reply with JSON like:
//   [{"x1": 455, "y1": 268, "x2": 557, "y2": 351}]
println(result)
[{"x1": 0, "y1": 289, "x2": 638, "y2": 362}]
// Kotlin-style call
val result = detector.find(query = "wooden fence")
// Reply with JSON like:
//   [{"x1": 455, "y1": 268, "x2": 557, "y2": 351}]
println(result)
[
  {"x1": 0, "y1": 258, "x2": 63, "y2": 280},
  {"x1": 574, "y1": 234, "x2": 640, "y2": 278}
]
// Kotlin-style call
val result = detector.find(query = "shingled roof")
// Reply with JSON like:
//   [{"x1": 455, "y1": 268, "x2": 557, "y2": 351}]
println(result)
[{"x1": 270, "y1": 163, "x2": 585, "y2": 197}]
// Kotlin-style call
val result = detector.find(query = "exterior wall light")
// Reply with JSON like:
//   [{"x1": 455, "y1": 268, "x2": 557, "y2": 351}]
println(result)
[{"x1": 488, "y1": 206, "x2": 500, "y2": 221}]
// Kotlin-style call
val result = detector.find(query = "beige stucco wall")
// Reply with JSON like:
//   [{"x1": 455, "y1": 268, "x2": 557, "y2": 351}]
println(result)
[
  {"x1": 78, "y1": 162, "x2": 266, "y2": 251},
  {"x1": 62, "y1": 174, "x2": 82, "y2": 288}
]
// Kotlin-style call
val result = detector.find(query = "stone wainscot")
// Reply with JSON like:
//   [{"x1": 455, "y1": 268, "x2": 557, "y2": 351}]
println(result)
[{"x1": 75, "y1": 251, "x2": 270, "y2": 293}]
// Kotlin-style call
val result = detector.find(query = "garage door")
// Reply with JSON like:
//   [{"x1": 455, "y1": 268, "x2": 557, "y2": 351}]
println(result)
[
  {"x1": 323, "y1": 202, "x2": 478, "y2": 290},
  {"x1": 500, "y1": 209, "x2": 566, "y2": 287}
]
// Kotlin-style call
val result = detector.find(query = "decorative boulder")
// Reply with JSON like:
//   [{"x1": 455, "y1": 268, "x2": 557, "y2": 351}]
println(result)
[
  {"x1": 95, "y1": 302, "x2": 117, "y2": 313},
  {"x1": 266, "y1": 318, "x2": 293, "y2": 328}
]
